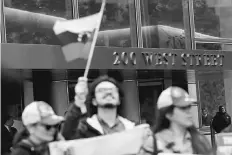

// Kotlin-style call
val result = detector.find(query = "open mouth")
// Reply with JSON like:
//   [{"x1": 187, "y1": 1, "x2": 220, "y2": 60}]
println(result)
[
  {"x1": 102, "y1": 104, "x2": 116, "y2": 109},
  {"x1": 103, "y1": 95, "x2": 114, "y2": 100}
]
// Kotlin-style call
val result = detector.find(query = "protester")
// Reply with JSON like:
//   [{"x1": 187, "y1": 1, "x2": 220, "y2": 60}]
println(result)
[
  {"x1": 62, "y1": 75, "x2": 142, "y2": 140},
  {"x1": 1, "y1": 115, "x2": 18, "y2": 155},
  {"x1": 212, "y1": 106, "x2": 231, "y2": 133},
  {"x1": 5, "y1": 115, "x2": 18, "y2": 137},
  {"x1": 2, "y1": 115, "x2": 14, "y2": 155},
  {"x1": 140, "y1": 87, "x2": 214, "y2": 155},
  {"x1": 11, "y1": 101, "x2": 65, "y2": 155},
  {"x1": 202, "y1": 108, "x2": 213, "y2": 126}
]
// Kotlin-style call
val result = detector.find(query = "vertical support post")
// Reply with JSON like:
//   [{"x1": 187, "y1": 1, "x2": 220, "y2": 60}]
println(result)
[
  {"x1": 129, "y1": 0, "x2": 138, "y2": 47},
  {"x1": 1, "y1": 0, "x2": 6, "y2": 43},
  {"x1": 135, "y1": 0, "x2": 143, "y2": 48},
  {"x1": 72, "y1": 0, "x2": 79, "y2": 19},
  {"x1": 182, "y1": 0, "x2": 195, "y2": 50}
]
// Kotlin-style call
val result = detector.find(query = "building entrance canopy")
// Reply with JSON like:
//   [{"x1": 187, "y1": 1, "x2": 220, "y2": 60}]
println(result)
[{"x1": 2, "y1": 43, "x2": 232, "y2": 70}]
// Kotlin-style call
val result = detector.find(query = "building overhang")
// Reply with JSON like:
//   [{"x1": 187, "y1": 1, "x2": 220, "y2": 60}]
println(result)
[{"x1": 1, "y1": 43, "x2": 232, "y2": 70}]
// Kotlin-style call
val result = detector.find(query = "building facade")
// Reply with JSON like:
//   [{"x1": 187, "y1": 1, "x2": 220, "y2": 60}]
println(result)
[{"x1": 1, "y1": 0, "x2": 232, "y2": 139}]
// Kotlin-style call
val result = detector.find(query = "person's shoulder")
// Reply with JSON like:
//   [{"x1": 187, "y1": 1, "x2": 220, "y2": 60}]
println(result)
[
  {"x1": 11, "y1": 147, "x2": 31, "y2": 155},
  {"x1": 225, "y1": 113, "x2": 231, "y2": 118},
  {"x1": 118, "y1": 116, "x2": 136, "y2": 129},
  {"x1": 11, "y1": 141, "x2": 32, "y2": 155},
  {"x1": 213, "y1": 113, "x2": 222, "y2": 120}
]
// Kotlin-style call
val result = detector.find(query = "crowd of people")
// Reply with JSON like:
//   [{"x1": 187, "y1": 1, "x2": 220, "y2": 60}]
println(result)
[{"x1": 2, "y1": 75, "x2": 232, "y2": 155}]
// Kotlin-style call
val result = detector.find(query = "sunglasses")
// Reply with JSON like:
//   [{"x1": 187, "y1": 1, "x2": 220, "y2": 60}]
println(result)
[
  {"x1": 42, "y1": 124, "x2": 60, "y2": 130},
  {"x1": 96, "y1": 87, "x2": 118, "y2": 93},
  {"x1": 174, "y1": 105, "x2": 192, "y2": 110}
]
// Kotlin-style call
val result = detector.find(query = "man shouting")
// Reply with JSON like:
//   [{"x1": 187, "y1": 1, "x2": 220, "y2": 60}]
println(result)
[{"x1": 62, "y1": 75, "x2": 137, "y2": 139}]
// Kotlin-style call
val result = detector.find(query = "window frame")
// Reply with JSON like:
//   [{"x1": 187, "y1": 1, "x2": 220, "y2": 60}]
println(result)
[{"x1": 1, "y1": 0, "x2": 6, "y2": 43}]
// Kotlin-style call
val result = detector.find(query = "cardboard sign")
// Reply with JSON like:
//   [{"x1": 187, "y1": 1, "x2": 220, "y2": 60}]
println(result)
[
  {"x1": 49, "y1": 124, "x2": 150, "y2": 155},
  {"x1": 216, "y1": 133, "x2": 232, "y2": 155},
  {"x1": 158, "y1": 154, "x2": 198, "y2": 155}
]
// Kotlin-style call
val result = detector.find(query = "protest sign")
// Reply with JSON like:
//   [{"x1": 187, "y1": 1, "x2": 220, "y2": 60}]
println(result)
[
  {"x1": 158, "y1": 153, "x2": 199, "y2": 155},
  {"x1": 49, "y1": 124, "x2": 150, "y2": 155},
  {"x1": 216, "y1": 133, "x2": 232, "y2": 155}
]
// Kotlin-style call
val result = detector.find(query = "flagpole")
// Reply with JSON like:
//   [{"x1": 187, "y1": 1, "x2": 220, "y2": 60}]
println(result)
[{"x1": 83, "y1": 0, "x2": 106, "y2": 78}]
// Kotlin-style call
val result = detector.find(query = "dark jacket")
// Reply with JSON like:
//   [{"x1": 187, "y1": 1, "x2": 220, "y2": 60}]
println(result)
[
  {"x1": 11, "y1": 139, "x2": 49, "y2": 155},
  {"x1": 11, "y1": 129, "x2": 64, "y2": 155},
  {"x1": 61, "y1": 104, "x2": 136, "y2": 140},
  {"x1": 2, "y1": 125, "x2": 13, "y2": 155},
  {"x1": 10, "y1": 127, "x2": 18, "y2": 138},
  {"x1": 212, "y1": 112, "x2": 231, "y2": 133}
]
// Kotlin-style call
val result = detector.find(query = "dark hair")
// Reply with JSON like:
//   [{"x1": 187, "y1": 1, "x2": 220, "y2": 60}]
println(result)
[
  {"x1": 153, "y1": 105, "x2": 213, "y2": 154},
  {"x1": 219, "y1": 106, "x2": 225, "y2": 112},
  {"x1": 85, "y1": 75, "x2": 124, "y2": 116},
  {"x1": 153, "y1": 105, "x2": 175, "y2": 133}
]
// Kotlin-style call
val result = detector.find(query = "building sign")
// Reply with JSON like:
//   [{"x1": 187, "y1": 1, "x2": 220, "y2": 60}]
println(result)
[
  {"x1": 113, "y1": 51, "x2": 224, "y2": 67},
  {"x1": 111, "y1": 48, "x2": 226, "y2": 70},
  {"x1": 2, "y1": 44, "x2": 232, "y2": 70}
]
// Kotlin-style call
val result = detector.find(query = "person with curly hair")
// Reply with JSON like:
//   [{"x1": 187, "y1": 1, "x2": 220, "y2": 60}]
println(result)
[{"x1": 62, "y1": 75, "x2": 138, "y2": 140}]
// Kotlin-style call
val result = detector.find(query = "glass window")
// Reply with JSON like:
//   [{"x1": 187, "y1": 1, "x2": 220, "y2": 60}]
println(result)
[
  {"x1": 78, "y1": 0, "x2": 136, "y2": 47},
  {"x1": 138, "y1": 81, "x2": 163, "y2": 126},
  {"x1": 4, "y1": 0, "x2": 72, "y2": 44},
  {"x1": 223, "y1": 44, "x2": 232, "y2": 51},
  {"x1": 198, "y1": 71, "x2": 226, "y2": 127},
  {"x1": 194, "y1": 0, "x2": 232, "y2": 39},
  {"x1": 140, "y1": 0, "x2": 185, "y2": 49},
  {"x1": 2, "y1": 69, "x2": 24, "y2": 121},
  {"x1": 196, "y1": 42, "x2": 222, "y2": 50}
]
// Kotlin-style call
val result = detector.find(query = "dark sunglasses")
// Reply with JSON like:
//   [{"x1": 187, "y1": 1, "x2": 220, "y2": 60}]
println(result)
[
  {"x1": 175, "y1": 105, "x2": 192, "y2": 110},
  {"x1": 96, "y1": 87, "x2": 118, "y2": 93},
  {"x1": 42, "y1": 124, "x2": 60, "y2": 130}
]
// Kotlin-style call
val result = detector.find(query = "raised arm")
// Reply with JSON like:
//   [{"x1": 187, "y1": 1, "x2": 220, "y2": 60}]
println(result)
[{"x1": 61, "y1": 77, "x2": 88, "y2": 140}]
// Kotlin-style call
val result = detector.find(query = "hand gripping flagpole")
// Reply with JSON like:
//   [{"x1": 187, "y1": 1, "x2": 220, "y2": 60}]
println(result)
[{"x1": 83, "y1": 0, "x2": 106, "y2": 78}]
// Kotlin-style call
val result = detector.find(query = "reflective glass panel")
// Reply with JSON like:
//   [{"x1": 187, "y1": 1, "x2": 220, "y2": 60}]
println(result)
[
  {"x1": 4, "y1": 0, "x2": 72, "y2": 44},
  {"x1": 196, "y1": 42, "x2": 222, "y2": 50},
  {"x1": 194, "y1": 0, "x2": 232, "y2": 39},
  {"x1": 140, "y1": 0, "x2": 185, "y2": 49},
  {"x1": 78, "y1": 0, "x2": 136, "y2": 47}
]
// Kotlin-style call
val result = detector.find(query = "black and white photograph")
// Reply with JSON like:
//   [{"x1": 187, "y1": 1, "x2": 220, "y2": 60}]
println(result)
[{"x1": 1, "y1": 0, "x2": 232, "y2": 155}]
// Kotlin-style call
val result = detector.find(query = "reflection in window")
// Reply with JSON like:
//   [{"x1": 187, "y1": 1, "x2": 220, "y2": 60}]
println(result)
[
  {"x1": 196, "y1": 42, "x2": 222, "y2": 50},
  {"x1": 223, "y1": 44, "x2": 232, "y2": 51},
  {"x1": 4, "y1": 0, "x2": 72, "y2": 44},
  {"x1": 141, "y1": 0, "x2": 185, "y2": 49},
  {"x1": 78, "y1": 0, "x2": 135, "y2": 47},
  {"x1": 194, "y1": 0, "x2": 232, "y2": 39},
  {"x1": 198, "y1": 73, "x2": 226, "y2": 127},
  {"x1": 139, "y1": 83, "x2": 163, "y2": 126}
]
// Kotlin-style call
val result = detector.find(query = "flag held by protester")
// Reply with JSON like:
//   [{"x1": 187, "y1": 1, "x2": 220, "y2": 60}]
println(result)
[{"x1": 53, "y1": 13, "x2": 101, "y2": 62}]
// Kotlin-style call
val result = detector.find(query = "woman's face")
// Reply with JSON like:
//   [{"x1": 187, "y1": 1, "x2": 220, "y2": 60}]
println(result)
[
  {"x1": 28, "y1": 123, "x2": 58, "y2": 143},
  {"x1": 167, "y1": 103, "x2": 194, "y2": 128}
]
